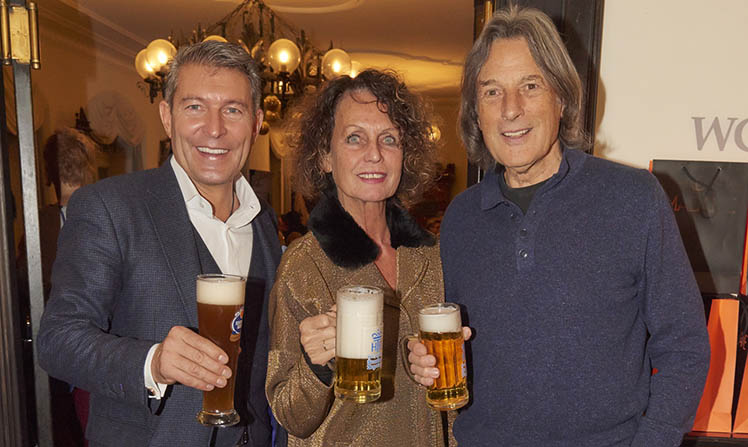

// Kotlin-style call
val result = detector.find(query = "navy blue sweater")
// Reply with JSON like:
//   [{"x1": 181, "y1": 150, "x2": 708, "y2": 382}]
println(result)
[{"x1": 441, "y1": 149, "x2": 710, "y2": 446}]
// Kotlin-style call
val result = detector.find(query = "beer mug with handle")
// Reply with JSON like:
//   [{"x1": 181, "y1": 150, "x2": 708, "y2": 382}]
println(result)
[
  {"x1": 413, "y1": 303, "x2": 469, "y2": 411},
  {"x1": 334, "y1": 286, "x2": 384, "y2": 403},
  {"x1": 196, "y1": 274, "x2": 246, "y2": 426}
]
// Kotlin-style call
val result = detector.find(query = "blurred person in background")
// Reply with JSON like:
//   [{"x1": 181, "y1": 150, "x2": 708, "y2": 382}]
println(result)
[{"x1": 17, "y1": 127, "x2": 97, "y2": 446}]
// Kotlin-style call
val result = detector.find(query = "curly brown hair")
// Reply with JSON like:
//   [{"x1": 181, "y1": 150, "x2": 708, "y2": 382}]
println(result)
[{"x1": 289, "y1": 69, "x2": 438, "y2": 206}]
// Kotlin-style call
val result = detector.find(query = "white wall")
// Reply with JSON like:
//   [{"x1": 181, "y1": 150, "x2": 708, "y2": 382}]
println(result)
[
  {"x1": 35, "y1": 4, "x2": 165, "y2": 174},
  {"x1": 595, "y1": 0, "x2": 748, "y2": 167}
]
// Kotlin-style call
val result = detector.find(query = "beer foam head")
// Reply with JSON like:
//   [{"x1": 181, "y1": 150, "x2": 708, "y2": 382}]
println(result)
[
  {"x1": 419, "y1": 303, "x2": 460, "y2": 333},
  {"x1": 196, "y1": 274, "x2": 245, "y2": 305},
  {"x1": 337, "y1": 286, "x2": 383, "y2": 314},
  {"x1": 336, "y1": 286, "x2": 383, "y2": 359}
]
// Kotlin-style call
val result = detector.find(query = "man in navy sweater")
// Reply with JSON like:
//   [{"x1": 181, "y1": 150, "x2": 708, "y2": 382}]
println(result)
[{"x1": 409, "y1": 5, "x2": 710, "y2": 446}]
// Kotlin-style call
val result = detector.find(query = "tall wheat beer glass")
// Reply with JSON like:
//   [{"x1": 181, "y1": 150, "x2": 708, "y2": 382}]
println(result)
[
  {"x1": 196, "y1": 274, "x2": 245, "y2": 426},
  {"x1": 419, "y1": 303, "x2": 468, "y2": 410},
  {"x1": 335, "y1": 286, "x2": 383, "y2": 403}
]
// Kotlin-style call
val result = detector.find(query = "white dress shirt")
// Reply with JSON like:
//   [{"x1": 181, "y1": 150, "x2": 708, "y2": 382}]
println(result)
[{"x1": 144, "y1": 158, "x2": 261, "y2": 398}]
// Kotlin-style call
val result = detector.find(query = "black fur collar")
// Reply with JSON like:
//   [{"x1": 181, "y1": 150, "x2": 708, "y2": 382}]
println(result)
[{"x1": 308, "y1": 190, "x2": 435, "y2": 269}]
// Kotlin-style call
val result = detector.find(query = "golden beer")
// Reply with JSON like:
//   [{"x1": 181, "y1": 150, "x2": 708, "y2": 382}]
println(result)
[
  {"x1": 196, "y1": 274, "x2": 246, "y2": 427},
  {"x1": 419, "y1": 303, "x2": 469, "y2": 410},
  {"x1": 334, "y1": 286, "x2": 383, "y2": 403}
]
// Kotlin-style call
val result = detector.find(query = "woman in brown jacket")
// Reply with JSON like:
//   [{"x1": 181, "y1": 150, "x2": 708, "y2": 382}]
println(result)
[{"x1": 265, "y1": 69, "x2": 453, "y2": 446}]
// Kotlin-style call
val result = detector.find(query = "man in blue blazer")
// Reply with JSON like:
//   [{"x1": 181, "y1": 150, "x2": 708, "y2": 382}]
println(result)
[{"x1": 38, "y1": 41, "x2": 281, "y2": 447}]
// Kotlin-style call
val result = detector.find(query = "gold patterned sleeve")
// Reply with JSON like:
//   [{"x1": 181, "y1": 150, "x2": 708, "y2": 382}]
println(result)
[
  {"x1": 265, "y1": 258, "x2": 335, "y2": 438},
  {"x1": 448, "y1": 410, "x2": 458, "y2": 446}
]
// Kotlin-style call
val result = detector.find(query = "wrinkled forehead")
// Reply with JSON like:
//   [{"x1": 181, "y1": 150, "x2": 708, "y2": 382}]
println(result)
[
  {"x1": 478, "y1": 38, "x2": 540, "y2": 76},
  {"x1": 333, "y1": 89, "x2": 391, "y2": 124},
  {"x1": 335, "y1": 88, "x2": 380, "y2": 112}
]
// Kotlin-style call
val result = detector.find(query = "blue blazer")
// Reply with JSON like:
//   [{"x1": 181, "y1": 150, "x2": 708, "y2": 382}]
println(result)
[{"x1": 38, "y1": 162, "x2": 281, "y2": 447}]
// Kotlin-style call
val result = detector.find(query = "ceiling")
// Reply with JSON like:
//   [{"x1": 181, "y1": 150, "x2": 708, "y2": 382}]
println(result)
[{"x1": 51, "y1": 0, "x2": 474, "y2": 99}]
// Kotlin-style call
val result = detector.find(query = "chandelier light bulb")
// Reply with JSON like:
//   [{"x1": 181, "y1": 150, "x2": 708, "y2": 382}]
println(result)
[
  {"x1": 134, "y1": 49, "x2": 156, "y2": 79},
  {"x1": 268, "y1": 38, "x2": 301, "y2": 74},
  {"x1": 321, "y1": 48, "x2": 351, "y2": 80},
  {"x1": 203, "y1": 35, "x2": 228, "y2": 43},
  {"x1": 349, "y1": 60, "x2": 362, "y2": 78},
  {"x1": 145, "y1": 39, "x2": 177, "y2": 73}
]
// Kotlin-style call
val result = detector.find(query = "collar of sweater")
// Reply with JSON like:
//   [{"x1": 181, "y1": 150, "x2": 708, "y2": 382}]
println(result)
[
  {"x1": 480, "y1": 146, "x2": 587, "y2": 210},
  {"x1": 307, "y1": 190, "x2": 435, "y2": 269}
]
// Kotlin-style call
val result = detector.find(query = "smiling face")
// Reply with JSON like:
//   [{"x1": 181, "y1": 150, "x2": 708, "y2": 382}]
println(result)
[
  {"x1": 159, "y1": 63, "x2": 263, "y2": 199},
  {"x1": 476, "y1": 37, "x2": 564, "y2": 187},
  {"x1": 323, "y1": 89, "x2": 403, "y2": 214}
]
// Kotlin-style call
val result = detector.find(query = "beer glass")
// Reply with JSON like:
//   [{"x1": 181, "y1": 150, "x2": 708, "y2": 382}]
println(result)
[
  {"x1": 418, "y1": 303, "x2": 469, "y2": 410},
  {"x1": 196, "y1": 273, "x2": 245, "y2": 427},
  {"x1": 334, "y1": 286, "x2": 383, "y2": 403}
]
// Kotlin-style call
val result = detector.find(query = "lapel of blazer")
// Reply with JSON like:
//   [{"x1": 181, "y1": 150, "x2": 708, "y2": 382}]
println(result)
[
  {"x1": 144, "y1": 162, "x2": 202, "y2": 328},
  {"x1": 397, "y1": 246, "x2": 430, "y2": 308},
  {"x1": 248, "y1": 202, "x2": 276, "y2": 283}
]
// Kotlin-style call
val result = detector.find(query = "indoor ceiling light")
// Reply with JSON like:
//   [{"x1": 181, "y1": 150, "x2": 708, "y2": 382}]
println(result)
[
  {"x1": 349, "y1": 60, "x2": 362, "y2": 78},
  {"x1": 428, "y1": 124, "x2": 441, "y2": 143},
  {"x1": 267, "y1": 38, "x2": 301, "y2": 74},
  {"x1": 203, "y1": 35, "x2": 228, "y2": 43},
  {"x1": 321, "y1": 48, "x2": 351, "y2": 79},
  {"x1": 134, "y1": 49, "x2": 155, "y2": 80},
  {"x1": 134, "y1": 39, "x2": 176, "y2": 103},
  {"x1": 132, "y1": 0, "x2": 349, "y2": 113},
  {"x1": 144, "y1": 39, "x2": 177, "y2": 73}
]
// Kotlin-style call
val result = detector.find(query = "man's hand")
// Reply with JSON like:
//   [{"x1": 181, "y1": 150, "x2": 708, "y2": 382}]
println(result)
[
  {"x1": 408, "y1": 326, "x2": 472, "y2": 386},
  {"x1": 151, "y1": 326, "x2": 230, "y2": 392},
  {"x1": 299, "y1": 306, "x2": 337, "y2": 366}
]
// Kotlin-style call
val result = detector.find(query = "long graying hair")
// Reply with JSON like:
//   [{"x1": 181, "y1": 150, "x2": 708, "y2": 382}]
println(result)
[
  {"x1": 459, "y1": 5, "x2": 589, "y2": 170},
  {"x1": 163, "y1": 40, "x2": 262, "y2": 111}
]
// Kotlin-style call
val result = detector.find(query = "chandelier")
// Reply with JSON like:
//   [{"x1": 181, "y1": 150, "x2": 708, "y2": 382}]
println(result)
[{"x1": 134, "y1": 0, "x2": 354, "y2": 127}]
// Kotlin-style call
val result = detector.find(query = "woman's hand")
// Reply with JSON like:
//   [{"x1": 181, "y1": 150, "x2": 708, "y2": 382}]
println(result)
[{"x1": 299, "y1": 305, "x2": 337, "y2": 365}]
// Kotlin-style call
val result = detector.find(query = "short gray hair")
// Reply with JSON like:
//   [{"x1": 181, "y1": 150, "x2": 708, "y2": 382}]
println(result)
[
  {"x1": 163, "y1": 40, "x2": 262, "y2": 111},
  {"x1": 460, "y1": 5, "x2": 589, "y2": 170}
]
